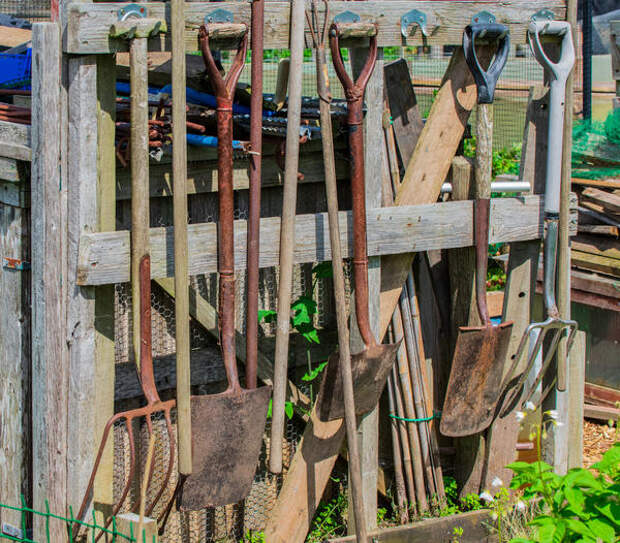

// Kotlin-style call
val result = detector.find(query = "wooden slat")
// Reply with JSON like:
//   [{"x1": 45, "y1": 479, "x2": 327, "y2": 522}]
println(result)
[
  {"x1": 0, "y1": 202, "x2": 31, "y2": 528},
  {"x1": 0, "y1": 120, "x2": 30, "y2": 149},
  {"x1": 64, "y1": 0, "x2": 566, "y2": 54},
  {"x1": 581, "y1": 187, "x2": 620, "y2": 215},
  {"x1": 0, "y1": 26, "x2": 31, "y2": 48},
  {"x1": 327, "y1": 509, "x2": 495, "y2": 543},
  {"x1": 584, "y1": 403, "x2": 620, "y2": 422},
  {"x1": 585, "y1": 382, "x2": 620, "y2": 407},
  {"x1": 572, "y1": 235, "x2": 620, "y2": 260},
  {"x1": 571, "y1": 249, "x2": 620, "y2": 277},
  {"x1": 65, "y1": 55, "x2": 99, "y2": 515},
  {"x1": 31, "y1": 22, "x2": 66, "y2": 542},
  {"x1": 77, "y1": 195, "x2": 555, "y2": 286},
  {"x1": 572, "y1": 178, "x2": 620, "y2": 190},
  {"x1": 0, "y1": 142, "x2": 32, "y2": 162}
]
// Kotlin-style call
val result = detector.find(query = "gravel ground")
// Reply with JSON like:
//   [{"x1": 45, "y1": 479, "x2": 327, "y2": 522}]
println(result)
[{"x1": 583, "y1": 419, "x2": 617, "y2": 468}]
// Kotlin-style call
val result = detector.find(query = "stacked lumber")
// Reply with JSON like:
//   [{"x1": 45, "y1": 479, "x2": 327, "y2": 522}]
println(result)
[{"x1": 573, "y1": 181, "x2": 620, "y2": 278}]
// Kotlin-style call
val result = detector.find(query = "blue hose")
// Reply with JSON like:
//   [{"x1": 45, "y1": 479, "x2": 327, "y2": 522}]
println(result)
[{"x1": 186, "y1": 133, "x2": 248, "y2": 150}]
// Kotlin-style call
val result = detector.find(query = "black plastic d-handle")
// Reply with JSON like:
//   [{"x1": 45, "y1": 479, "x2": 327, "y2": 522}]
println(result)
[{"x1": 463, "y1": 23, "x2": 510, "y2": 104}]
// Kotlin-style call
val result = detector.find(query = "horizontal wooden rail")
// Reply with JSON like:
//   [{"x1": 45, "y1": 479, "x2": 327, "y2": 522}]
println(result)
[
  {"x1": 64, "y1": 0, "x2": 565, "y2": 54},
  {"x1": 77, "y1": 195, "x2": 576, "y2": 286}
]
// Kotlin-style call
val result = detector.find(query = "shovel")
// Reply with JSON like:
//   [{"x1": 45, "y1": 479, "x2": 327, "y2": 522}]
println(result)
[
  {"x1": 499, "y1": 20, "x2": 577, "y2": 414},
  {"x1": 317, "y1": 20, "x2": 399, "y2": 422},
  {"x1": 440, "y1": 19, "x2": 513, "y2": 437},
  {"x1": 178, "y1": 22, "x2": 271, "y2": 510}
]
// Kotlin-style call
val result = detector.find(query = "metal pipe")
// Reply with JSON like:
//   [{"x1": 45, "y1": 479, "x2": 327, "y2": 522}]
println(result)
[
  {"x1": 582, "y1": 0, "x2": 592, "y2": 121},
  {"x1": 246, "y1": 0, "x2": 264, "y2": 390},
  {"x1": 441, "y1": 181, "x2": 531, "y2": 194}
]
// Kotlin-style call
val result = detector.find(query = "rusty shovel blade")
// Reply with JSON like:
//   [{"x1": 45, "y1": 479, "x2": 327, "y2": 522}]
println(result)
[
  {"x1": 440, "y1": 321, "x2": 513, "y2": 437},
  {"x1": 317, "y1": 342, "x2": 400, "y2": 422},
  {"x1": 178, "y1": 386, "x2": 271, "y2": 510}
]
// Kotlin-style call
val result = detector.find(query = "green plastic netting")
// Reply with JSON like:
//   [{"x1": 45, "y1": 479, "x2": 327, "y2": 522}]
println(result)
[{"x1": 572, "y1": 109, "x2": 620, "y2": 180}]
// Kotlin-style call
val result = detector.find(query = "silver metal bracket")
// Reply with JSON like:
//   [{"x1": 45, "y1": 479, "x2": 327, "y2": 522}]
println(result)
[
  {"x1": 333, "y1": 11, "x2": 360, "y2": 25},
  {"x1": 471, "y1": 11, "x2": 495, "y2": 25},
  {"x1": 205, "y1": 8, "x2": 234, "y2": 24},
  {"x1": 401, "y1": 9, "x2": 428, "y2": 38},
  {"x1": 117, "y1": 3, "x2": 147, "y2": 21},
  {"x1": 531, "y1": 9, "x2": 555, "y2": 23}
]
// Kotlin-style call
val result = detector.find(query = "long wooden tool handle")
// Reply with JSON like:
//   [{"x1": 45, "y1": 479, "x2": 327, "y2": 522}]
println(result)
[
  {"x1": 474, "y1": 102, "x2": 493, "y2": 325},
  {"x1": 317, "y1": 37, "x2": 369, "y2": 543},
  {"x1": 269, "y1": 0, "x2": 305, "y2": 475},
  {"x1": 171, "y1": 0, "x2": 192, "y2": 477}
]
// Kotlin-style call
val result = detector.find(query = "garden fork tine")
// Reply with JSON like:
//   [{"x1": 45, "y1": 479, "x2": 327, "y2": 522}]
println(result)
[{"x1": 499, "y1": 20, "x2": 577, "y2": 415}]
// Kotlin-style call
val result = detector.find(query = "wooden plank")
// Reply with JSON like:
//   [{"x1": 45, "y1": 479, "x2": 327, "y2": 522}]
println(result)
[
  {"x1": 584, "y1": 403, "x2": 620, "y2": 422},
  {"x1": 0, "y1": 203, "x2": 31, "y2": 527},
  {"x1": 581, "y1": 187, "x2": 620, "y2": 215},
  {"x1": 585, "y1": 382, "x2": 620, "y2": 407},
  {"x1": 0, "y1": 180, "x2": 29, "y2": 208},
  {"x1": 0, "y1": 157, "x2": 28, "y2": 184},
  {"x1": 77, "y1": 195, "x2": 553, "y2": 286},
  {"x1": 327, "y1": 509, "x2": 495, "y2": 543},
  {"x1": 0, "y1": 121, "x2": 30, "y2": 149},
  {"x1": 65, "y1": 55, "x2": 99, "y2": 514},
  {"x1": 0, "y1": 142, "x2": 32, "y2": 162},
  {"x1": 30, "y1": 22, "x2": 66, "y2": 542},
  {"x1": 568, "y1": 331, "x2": 586, "y2": 469},
  {"x1": 569, "y1": 269, "x2": 620, "y2": 300},
  {"x1": 384, "y1": 59, "x2": 424, "y2": 170},
  {"x1": 114, "y1": 151, "x2": 348, "y2": 199},
  {"x1": 571, "y1": 250, "x2": 620, "y2": 277},
  {"x1": 572, "y1": 178, "x2": 620, "y2": 190},
  {"x1": 0, "y1": 26, "x2": 32, "y2": 48},
  {"x1": 93, "y1": 54, "x2": 117, "y2": 513},
  {"x1": 63, "y1": 0, "x2": 566, "y2": 54},
  {"x1": 572, "y1": 235, "x2": 620, "y2": 260},
  {"x1": 578, "y1": 224, "x2": 619, "y2": 236}
]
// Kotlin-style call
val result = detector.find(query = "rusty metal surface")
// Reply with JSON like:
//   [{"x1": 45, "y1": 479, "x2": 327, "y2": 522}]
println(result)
[
  {"x1": 177, "y1": 25, "x2": 271, "y2": 510},
  {"x1": 75, "y1": 258, "x2": 176, "y2": 539},
  {"x1": 317, "y1": 342, "x2": 400, "y2": 421},
  {"x1": 441, "y1": 199, "x2": 514, "y2": 437},
  {"x1": 316, "y1": 24, "x2": 397, "y2": 422},
  {"x1": 440, "y1": 321, "x2": 513, "y2": 437},
  {"x1": 179, "y1": 385, "x2": 271, "y2": 509}
]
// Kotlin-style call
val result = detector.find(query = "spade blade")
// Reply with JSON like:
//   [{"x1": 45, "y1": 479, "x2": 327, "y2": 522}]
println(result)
[
  {"x1": 317, "y1": 342, "x2": 399, "y2": 422},
  {"x1": 178, "y1": 385, "x2": 271, "y2": 510},
  {"x1": 441, "y1": 322, "x2": 513, "y2": 437}
]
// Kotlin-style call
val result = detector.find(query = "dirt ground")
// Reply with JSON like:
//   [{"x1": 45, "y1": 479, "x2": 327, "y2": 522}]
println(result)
[{"x1": 583, "y1": 419, "x2": 617, "y2": 468}]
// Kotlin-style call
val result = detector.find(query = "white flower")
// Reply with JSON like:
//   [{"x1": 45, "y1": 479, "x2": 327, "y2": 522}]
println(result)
[
  {"x1": 547, "y1": 409, "x2": 559, "y2": 420},
  {"x1": 491, "y1": 477, "x2": 503, "y2": 488},
  {"x1": 516, "y1": 500, "x2": 527, "y2": 512},
  {"x1": 524, "y1": 401, "x2": 536, "y2": 412},
  {"x1": 491, "y1": 512, "x2": 498, "y2": 521},
  {"x1": 554, "y1": 421, "x2": 565, "y2": 427},
  {"x1": 480, "y1": 491, "x2": 494, "y2": 503},
  {"x1": 516, "y1": 411, "x2": 526, "y2": 422}
]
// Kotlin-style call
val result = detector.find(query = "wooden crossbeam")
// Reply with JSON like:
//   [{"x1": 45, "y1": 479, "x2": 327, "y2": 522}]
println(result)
[
  {"x1": 64, "y1": 0, "x2": 565, "y2": 54},
  {"x1": 76, "y1": 195, "x2": 572, "y2": 286}
]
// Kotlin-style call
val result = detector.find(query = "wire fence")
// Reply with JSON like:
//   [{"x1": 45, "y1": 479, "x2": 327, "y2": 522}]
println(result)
[
  {"x1": 0, "y1": 1, "x2": 50, "y2": 21},
  {"x1": 0, "y1": 498, "x2": 155, "y2": 543}
]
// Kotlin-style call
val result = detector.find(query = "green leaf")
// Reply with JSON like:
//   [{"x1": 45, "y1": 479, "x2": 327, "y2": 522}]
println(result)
[
  {"x1": 312, "y1": 262, "x2": 333, "y2": 278},
  {"x1": 592, "y1": 443, "x2": 620, "y2": 475},
  {"x1": 285, "y1": 401, "x2": 295, "y2": 420},
  {"x1": 302, "y1": 361, "x2": 328, "y2": 382},
  {"x1": 565, "y1": 518, "x2": 596, "y2": 539},
  {"x1": 586, "y1": 518, "x2": 616, "y2": 543},
  {"x1": 594, "y1": 501, "x2": 620, "y2": 527},
  {"x1": 258, "y1": 309, "x2": 277, "y2": 323},
  {"x1": 266, "y1": 398, "x2": 273, "y2": 419}
]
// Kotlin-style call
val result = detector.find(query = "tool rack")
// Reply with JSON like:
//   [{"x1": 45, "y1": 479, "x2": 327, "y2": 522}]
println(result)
[{"x1": 0, "y1": 0, "x2": 587, "y2": 541}]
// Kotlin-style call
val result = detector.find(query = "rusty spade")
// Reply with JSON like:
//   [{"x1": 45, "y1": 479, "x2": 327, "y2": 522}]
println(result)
[{"x1": 440, "y1": 16, "x2": 513, "y2": 437}]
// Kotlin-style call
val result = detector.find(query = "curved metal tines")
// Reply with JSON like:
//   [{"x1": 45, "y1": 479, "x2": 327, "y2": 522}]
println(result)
[
  {"x1": 499, "y1": 317, "x2": 577, "y2": 417},
  {"x1": 73, "y1": 400, "x2": 177, "y2": 542}
]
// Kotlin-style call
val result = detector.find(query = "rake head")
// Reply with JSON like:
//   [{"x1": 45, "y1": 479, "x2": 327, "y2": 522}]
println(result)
[
  {"x1": 73, "y1": 399, "x2": 177, "y2": 542},
  {"x1": 500, "y1": 316, "x2": 577, "y2": 417}
]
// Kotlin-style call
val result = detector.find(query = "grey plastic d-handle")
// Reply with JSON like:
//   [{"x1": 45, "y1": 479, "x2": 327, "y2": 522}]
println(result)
[{"x1": 527, "y1": 21, "x2": 575, "y2": 216}]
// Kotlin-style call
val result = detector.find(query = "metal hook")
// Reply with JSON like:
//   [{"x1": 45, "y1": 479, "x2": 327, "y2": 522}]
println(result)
[{"x1": 401, "y1": 9, "x2": 428, "y2": 38}]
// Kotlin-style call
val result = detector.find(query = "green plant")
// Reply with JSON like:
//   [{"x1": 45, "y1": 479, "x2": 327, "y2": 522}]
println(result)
[
  {"x1": 504, "y1": 410, "x2": 620, "y2": 543},
  {"x1": 240, "y1": 531, "x2": 265, "y2": 543},
  {"x1": 438, "y1": 477, "x2": 484, "y2": 517},
  {"x1": 463, "y1": 138, "x2": 522, "y2": 179},
  {"x1": 307, "y1": 490, "x2": 349, "y2": 542},
  {"x1": 451, "y1": 526, "x2": 464, "y2": 543},
  {"x1": 259, "y1": 263, "x2": 333, "y2": 413}
]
